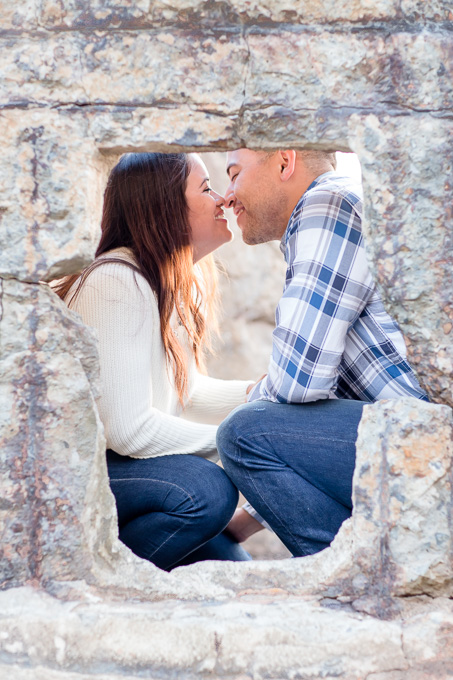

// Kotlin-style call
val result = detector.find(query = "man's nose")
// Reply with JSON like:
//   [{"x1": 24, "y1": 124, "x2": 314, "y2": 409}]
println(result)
[{"x1": 224, "y1": 183, "x2": 235, "y2": 208}]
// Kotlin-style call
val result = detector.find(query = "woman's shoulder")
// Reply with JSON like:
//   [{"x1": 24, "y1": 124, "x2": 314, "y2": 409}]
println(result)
[{"x1": 71, "y1": 249, "x2": 156, "y2": 307}]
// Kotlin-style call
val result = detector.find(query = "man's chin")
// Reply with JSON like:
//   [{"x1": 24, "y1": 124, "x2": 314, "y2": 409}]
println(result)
[
  {"x1": 242, "y1": 233, "x2": 259, "y2": 246},
  {"x1": 240, "y1": 228, "x2": 265, "y2": 246},
  {"x1": 238, "y1": 217, "x2": 265, "y2": 245}
]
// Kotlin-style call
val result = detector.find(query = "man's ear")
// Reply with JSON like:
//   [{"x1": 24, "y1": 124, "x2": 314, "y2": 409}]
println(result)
[{"x1": 277, "y1": 150, "x2": 297, "y2": 182}]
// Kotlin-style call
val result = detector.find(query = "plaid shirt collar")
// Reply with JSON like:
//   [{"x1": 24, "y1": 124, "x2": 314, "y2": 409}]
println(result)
[{"x1": 280, "y1": 171, "x2": 337, "y2": 256}]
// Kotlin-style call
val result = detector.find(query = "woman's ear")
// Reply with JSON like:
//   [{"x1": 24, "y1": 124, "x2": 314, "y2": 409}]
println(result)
[{"x1": 278, "y1": 150, "x2": 297, "y2": 182}]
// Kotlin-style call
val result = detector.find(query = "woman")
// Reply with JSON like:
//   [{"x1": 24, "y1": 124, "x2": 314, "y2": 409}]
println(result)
[{"x1": 55, "y1": 152, "x2": 252, "y2": 570}]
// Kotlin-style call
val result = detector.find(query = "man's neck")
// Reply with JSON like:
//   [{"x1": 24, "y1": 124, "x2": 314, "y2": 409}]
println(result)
[{"x1": 284, "y1": 167, "x2": 334, "y2": 226}]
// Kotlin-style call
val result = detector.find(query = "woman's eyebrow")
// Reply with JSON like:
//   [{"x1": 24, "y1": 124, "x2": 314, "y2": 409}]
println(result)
[{"x1": 199, "y1": 177, "x2": 209, "y2": 188}]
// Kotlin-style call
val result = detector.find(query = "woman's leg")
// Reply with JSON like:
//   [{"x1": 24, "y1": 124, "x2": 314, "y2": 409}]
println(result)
[
  {"x1": 107, "y1": 451, "x2": 241, "y2": 571},
  {"x1": 217, "y1": 399, "x2": 365, "y2": 557}
]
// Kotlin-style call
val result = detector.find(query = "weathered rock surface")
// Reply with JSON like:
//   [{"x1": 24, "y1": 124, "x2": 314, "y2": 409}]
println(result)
[
  {"x1": 0, "y1": 0, "x2": 452, "y2": 677},
  {"x1": 0, "y1": 110, "x2": 105, "y2": 283},
  {"x1": 351, "y1": 399, "x2": 453, "y2": 599},
  {"x1": 0, "y1": 587, "x2": 453, "y2": 679},
  {"x1": 0, "y1": 279, "x2": 105, "y2": 588}
]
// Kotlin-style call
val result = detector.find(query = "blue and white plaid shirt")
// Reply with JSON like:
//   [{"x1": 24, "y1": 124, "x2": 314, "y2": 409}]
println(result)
[{"x1": 248, "y1": 172, "x2": 428, "y2": 404}]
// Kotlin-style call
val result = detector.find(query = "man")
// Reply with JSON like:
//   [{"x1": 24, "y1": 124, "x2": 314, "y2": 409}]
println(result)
[{"x1": 217, "y1": 149, "x2": 428, "y2": 557}]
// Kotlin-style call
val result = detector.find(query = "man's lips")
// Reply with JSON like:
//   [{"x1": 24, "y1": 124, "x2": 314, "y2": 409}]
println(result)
[{"x1": 234, "y1": 206, "x2": 245, "y2": 219}]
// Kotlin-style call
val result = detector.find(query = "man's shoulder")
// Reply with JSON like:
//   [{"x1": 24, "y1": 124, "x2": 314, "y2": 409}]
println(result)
[
  {"x1": 303, "y1": 173, "x2": 363, "y2": 215},
  {"x1": 282, "y1": 173, "x2": 364, "y2": 255},
  {"x1": 286, "y1": 173, "x2": 363, "y2": 240}
]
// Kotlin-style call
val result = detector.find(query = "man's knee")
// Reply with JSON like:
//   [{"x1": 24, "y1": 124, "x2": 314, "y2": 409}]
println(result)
[
  {"x1": 216, "y1": 406, "x2": 250, "y2": 466},
  {"x1": 217, "y1": 403, "x2": 260, "y2": 472},
  {"x1": 216, "y1": 412, "x2": 237, "y2": 462}
]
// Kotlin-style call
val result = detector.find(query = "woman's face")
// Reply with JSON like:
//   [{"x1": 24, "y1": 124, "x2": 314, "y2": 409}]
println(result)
[{"x1": 185, "y1": 154, "x2": 233, "y2": 262}]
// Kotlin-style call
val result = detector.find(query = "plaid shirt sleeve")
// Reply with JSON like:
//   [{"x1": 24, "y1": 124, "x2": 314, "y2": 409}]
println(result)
[{"x1": 248, "y1": 186, "x2": 374, "y2": 403}]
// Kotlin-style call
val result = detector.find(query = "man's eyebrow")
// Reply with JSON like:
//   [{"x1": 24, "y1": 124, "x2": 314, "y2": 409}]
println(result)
[
  {"x1": 226, "y1": 163, "x2": 238, "y2": 178},
  {"x1": 199, "y1": 177, "x2": 209, "y2": 188}
]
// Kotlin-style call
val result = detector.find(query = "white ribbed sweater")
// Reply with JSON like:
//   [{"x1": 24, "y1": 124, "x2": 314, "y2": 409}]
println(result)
[{"x1": 68, "y1": 248, "x2": 251, "y2": 461}]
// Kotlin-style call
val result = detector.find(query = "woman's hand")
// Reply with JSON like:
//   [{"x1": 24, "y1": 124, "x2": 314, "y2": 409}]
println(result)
[
  {"x1": 246, "y1": 374, "x2": 267, "y2": 397},
  {"x1": 225, "y1": 507, "x2": 265, "y2": 543}
]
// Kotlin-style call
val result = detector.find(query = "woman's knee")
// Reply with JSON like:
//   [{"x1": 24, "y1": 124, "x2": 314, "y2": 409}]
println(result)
[
  {"x1": 175, "y1": 458, "x2": 238, "y2": 536},
  {"x1": 203, "y1": 463, "x2": 238, "y2": 527}
]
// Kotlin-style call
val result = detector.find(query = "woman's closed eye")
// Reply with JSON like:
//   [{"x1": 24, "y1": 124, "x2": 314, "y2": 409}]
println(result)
[{"x1": 203, "y1": 185, "x2": 213, "y2": 193}]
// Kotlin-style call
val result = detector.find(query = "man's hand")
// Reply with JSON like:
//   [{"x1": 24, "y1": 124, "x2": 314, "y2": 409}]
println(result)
[
  {"x1": 225, "y1": 507, "x2": 265, "y2": 543},
  {"x1": 246, "y1": 374, "x2": 267, "y2": 397}
]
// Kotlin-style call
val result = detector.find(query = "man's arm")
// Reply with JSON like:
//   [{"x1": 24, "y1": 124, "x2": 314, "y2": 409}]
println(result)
[{"x1": 248, "y1": 188, "x2": 375, "y2": 404}]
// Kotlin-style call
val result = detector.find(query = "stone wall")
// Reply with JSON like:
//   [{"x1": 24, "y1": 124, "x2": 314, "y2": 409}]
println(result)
[{"x1": 0, "y1": 1, "x2": 452, "y2": 678}]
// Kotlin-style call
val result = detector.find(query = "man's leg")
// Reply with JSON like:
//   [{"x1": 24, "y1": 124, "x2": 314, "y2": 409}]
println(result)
[{"x1": 217, "y1": 399, "x2": 365, "y2": 557}]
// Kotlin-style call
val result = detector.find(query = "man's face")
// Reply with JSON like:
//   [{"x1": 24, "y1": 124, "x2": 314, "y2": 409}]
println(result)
[{"x1": 225, "y1": 149, "x2": 288, "y2": 245}]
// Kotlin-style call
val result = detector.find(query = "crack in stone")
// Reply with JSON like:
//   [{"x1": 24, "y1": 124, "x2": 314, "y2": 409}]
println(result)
[
  {"x1": 2, "y1": 19, "x2": 453, "y2": 39},
  {"x1": 0, "y1": 98, "x2": 451, "y2": 116}
]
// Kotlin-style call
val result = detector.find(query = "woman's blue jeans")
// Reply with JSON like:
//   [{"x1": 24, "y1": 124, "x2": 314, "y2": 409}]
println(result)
[
  {"x1": 106, "y1": 450, "x2": 251, "y2": 570},
  {"x1": 217, "y1": 399, "x2": 365, "y2": 557}
]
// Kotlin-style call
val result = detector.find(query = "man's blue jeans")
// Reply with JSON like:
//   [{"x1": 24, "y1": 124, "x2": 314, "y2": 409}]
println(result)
[
  {"x1": 107, "y1": 450, "x2": 251, "y2": 570},
  {"x1": 217, "y1": 399, "x2": 365, "y2": 557}
]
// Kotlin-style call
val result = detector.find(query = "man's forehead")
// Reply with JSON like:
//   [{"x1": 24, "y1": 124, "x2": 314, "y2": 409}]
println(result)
[
  {"x1": 226, "y1": 149, "x2": 258, "y2": 174},
  {"x1": 226, "y1": 149, "x2": 244, "y2": 163}
]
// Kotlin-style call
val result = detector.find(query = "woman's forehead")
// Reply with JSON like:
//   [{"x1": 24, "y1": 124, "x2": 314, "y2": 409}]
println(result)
[{"x1": 188, "y1": 154, "x2": 209, "y2": 183}]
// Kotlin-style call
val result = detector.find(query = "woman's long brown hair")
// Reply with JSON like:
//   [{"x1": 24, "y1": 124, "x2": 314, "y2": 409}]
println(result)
[{"x1": 54, "y1": 152, "x2": 218, "y2": 405}]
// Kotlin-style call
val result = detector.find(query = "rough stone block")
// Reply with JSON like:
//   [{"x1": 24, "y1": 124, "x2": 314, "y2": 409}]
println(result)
[
  {"x1": 246, "y1": 31, "x2": 453, "y2": 114},
  {"x1": 0, "y1": 588, "x2": 411, "y2": 679},
  {"x1": 351, "y1": 399, "x2": 453, "y2": 598},
  {"x1": 352, "y1": 114, "x2": 453, "y2": 406},
  {"x1": 0, "y1": 111, "x2": 105, "y2": 282},
  {"x1": 0, "y1": 279, "x2": 106, "y2": 587},
  {"x1": 0, "y1": 31, "x2": 248, "y2": 111}
]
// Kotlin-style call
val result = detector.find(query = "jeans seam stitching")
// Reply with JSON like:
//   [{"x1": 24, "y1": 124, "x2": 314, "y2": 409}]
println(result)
[
  {"x1": 146, "y1": 524, "x2": 185, "y2": 562},
  {"x1": 238, "y1": 434, "x2": 356, "y2": 445},
  {"x1": 109, "y1": 477, "x2": 196, "y2": 505}
]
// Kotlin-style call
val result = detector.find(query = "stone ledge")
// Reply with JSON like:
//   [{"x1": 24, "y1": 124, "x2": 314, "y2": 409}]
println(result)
[{"x1": 1, "y1": 588, "x2": 452, "y2": 679}]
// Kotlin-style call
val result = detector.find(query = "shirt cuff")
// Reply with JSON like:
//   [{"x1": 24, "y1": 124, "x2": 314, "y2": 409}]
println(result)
[{"x1": 242, "y1": 501, "x2": 273, "y2": 532}]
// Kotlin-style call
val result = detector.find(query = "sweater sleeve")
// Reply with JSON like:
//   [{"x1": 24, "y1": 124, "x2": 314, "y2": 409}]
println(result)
[
  {"x1": 182, "y1": 373, "x2": 254, "y2": 425},
  {"x1": 69, "y1": 263, "x2": 219, "y2": 461}
]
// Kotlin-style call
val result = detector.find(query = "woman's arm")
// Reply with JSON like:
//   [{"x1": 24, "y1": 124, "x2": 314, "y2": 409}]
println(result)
[
  {"x1": 182, "y1": 372, "x2": 255, "y2": 425},
  {"x1": 70, "y1": 263, "x2": 219, "y2": 460}
]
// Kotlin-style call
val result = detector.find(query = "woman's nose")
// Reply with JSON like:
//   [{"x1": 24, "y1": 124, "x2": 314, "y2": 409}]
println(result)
[{"x1": 214, "y1": 192, "x2": 225, "y2": 206}]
